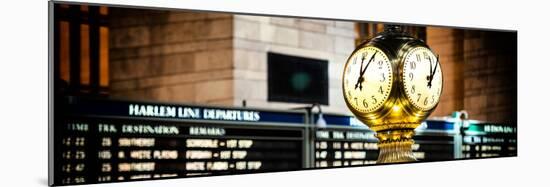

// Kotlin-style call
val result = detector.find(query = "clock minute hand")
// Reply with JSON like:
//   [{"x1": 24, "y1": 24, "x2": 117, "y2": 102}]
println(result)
[
  {"x1": 435, "y1": 55, "x2": 440, "y2": 73},
  {"x1": 427, "y1": 56, "x2": 434, "y2": 87},
  {"x1": 354, "y1": 51, "x2": 377, "y2": 90},
  {"x1": 428, "y1": 55, "x2": 439, "y2": 88},
  {"x1": 354, "y1": 53, "x2": 366, "y2": 89},
  {"x1": 360, "y1": 51, "x2": 377, "y2": 76},
  {"x1": 356, "y1": 51, "x2": 377, "y2": 90},
  {"x1": 429, "y1": 57, "x2": 433, "y2": 75}
]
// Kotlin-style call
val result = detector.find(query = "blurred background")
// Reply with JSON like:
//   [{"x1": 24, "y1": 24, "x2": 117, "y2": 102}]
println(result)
[{"x1": 53, "y1": 4, "x2": 517, "y2": 124}]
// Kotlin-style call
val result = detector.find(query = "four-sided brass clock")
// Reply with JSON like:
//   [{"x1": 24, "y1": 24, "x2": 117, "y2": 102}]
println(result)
[{"x1": 342, "y1": 25, "x2": 443, "y2": 163}]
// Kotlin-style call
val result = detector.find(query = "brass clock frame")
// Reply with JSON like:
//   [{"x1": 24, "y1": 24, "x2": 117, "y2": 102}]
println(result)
[
  {"x1": 341, "y1": 42, "x2": 398, "y2": 126},
  {"x1": 342, "y1": 26, "x2": 443, "y2": 163},
  {"x1": 396, "y1": 42, "x2": 444, "y2": 125}
]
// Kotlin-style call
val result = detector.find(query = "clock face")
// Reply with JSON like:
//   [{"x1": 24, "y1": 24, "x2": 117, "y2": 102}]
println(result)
[
  {"x1": 402, "y1": 47, "x2": 442, "y2": 111},
  {"x1": 343, "y1": 46, "x2": 393, "y2": 113}
]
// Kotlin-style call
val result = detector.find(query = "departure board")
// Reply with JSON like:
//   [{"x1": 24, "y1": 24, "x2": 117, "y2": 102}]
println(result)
[
  {"x1": 462, "y1": 122, "x2": 517, "y2": 158},
  {"x1": 310, "y1": 114, "x2": 376, "y2": 167},
  {"x1": 51, "y1": 97, "x2": 516, "y2": 185},
  {"x1": 413, "y1": 120, "x2": 458, "y2": 161},
  {"x1": 313, "y1": 127, "x2": 379, "y2": 167},
  {"x1": 53, "y1": 97, "x2": 306, "y2": 185},
  {"x1": 311, "y1": 115, "x2": 457, "y2": 166},
  {"x1": 413, "y1": 133, "x2": 455, "y2": 161}
]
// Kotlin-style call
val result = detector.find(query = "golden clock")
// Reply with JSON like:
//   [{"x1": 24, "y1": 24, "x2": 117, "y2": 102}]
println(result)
[
  {"x1": 343, "y1": 46, "x2": 393, "y2": 114},
  {"x1": 342, "y1": 25, "x2": 443, "y2": 163},
  {"x1": 402, "y1": 46, "x2": 443, "y2": 112}
]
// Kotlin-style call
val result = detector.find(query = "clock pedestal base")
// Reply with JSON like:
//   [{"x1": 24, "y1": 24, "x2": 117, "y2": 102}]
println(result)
[{"x1": 376, "y1": 129, "x2": 417, "y2": 163}]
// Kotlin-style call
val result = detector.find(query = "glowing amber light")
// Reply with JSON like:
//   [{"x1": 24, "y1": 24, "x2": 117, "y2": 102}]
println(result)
[{"x1": 392, "y1": 106, "x2": 400, "y2": 112}]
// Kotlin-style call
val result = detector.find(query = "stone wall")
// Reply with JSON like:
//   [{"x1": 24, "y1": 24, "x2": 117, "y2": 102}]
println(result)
[
  {"x1": 428, "y1": 28, "x2": 517, "y2": 123},
  {"x1": 108, "y1": 8, "x2": 235, "y2": 106},
  {"x1": 108, "y1": 9, "x2": 355, "y2": 114},
  {"x1": 462, "y1": 30, "x2": 517, "y2": 123}
]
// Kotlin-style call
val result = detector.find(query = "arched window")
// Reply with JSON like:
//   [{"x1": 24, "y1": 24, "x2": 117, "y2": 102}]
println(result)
[{"x1": 54, "y1": 4, "x2": 110, "y2": 96}]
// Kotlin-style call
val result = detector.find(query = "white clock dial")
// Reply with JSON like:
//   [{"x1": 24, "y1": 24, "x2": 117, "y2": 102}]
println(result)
[
  {"x1": 343, "y1": 46, "x2": 393, "y2": 113},
  {"x1": 402, "y1": 47, "x2": 442, "y2": 110}
]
